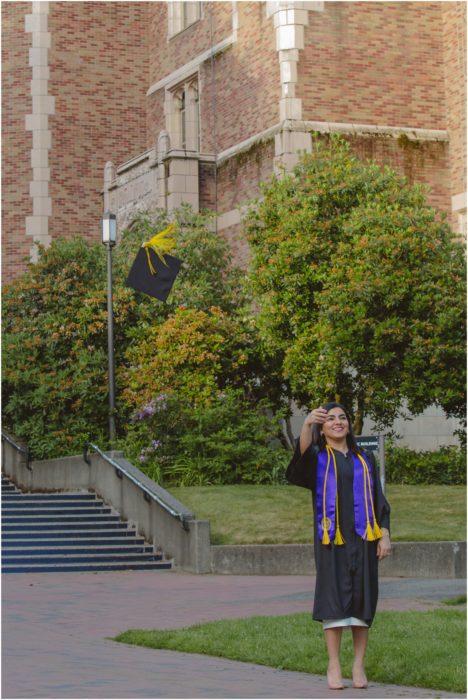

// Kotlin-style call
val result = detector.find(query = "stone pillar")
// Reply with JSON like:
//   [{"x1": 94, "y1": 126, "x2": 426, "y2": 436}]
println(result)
[
  {"x1": 452, "y1": 192, "x2": 467, "y2": 238},
  {"x1": 185, "y1": 82, "x2": 199, "y2": 152},
  {"x1": 103, "y1": 161, "x2": 116, "y2": 211},
  {"x1": 267, "y1": 1, "x2": 323, "y2": 172},
  {"x1": 156, "y1": 131, "x2": 170, "y2": 211},
  {"x1": 166, "y1": 154, "x2": 199, "y2": 213},
  {"x1": 25, "y1": 0, "x2": 54, "y2": 261}
]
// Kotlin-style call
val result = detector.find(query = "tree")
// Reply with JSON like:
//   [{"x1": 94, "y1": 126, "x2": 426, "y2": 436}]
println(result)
[
  {"x1": 2, "y1": 207, "x2": 290, "y2": 464},
  {"x1": 244, "y1": 134, "x2": 466, "y2": 433}
]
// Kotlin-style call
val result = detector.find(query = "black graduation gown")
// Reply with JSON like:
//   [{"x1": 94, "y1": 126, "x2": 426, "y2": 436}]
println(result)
[{"x1": 286, "y1": 438, "x2": 391, "y2": 627}]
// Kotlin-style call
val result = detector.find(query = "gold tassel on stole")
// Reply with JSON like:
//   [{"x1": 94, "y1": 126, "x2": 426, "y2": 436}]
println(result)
[{"x1": 326, "y1": 446, "x2": 346, "y2": 546}]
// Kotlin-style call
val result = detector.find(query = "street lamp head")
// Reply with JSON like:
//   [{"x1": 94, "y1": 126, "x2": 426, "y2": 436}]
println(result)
[{"x1": 102, "y1": 211, "x2": 117, "y2": 246}]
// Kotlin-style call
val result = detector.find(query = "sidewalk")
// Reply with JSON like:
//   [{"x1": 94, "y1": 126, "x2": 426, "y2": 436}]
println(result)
[{"x1": 2, "y1": 571, "x2": 465, "y2": 699}]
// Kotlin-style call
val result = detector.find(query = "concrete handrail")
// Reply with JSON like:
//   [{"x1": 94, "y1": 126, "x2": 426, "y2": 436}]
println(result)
[{"x1": 83, "y1": 442, "x2": 192, "y2": 530}]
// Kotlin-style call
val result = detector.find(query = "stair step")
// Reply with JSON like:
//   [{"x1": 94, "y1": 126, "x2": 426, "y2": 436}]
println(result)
[
  {"x1": 2, "y1": 522, "x2": 132, "y2": 532},
  {"x1": 2, "y1": 561, "x2": 173, "y2": 573},
  {"x1": 2, "y1": 511, "x2": 120, "y2": 525},
  {"x1": 2, "y1": 494, "x2": 99, "y2": 501},
  {"x1": 1, "y1": 507, "x2": 111, "y2": 516},
  {"x1": 2, "y1": 532, "x2": 145, "y2": 550},
  {"x1": 2, "y1": 529, "x2": 139, "y2": 539},
  {"x1": 2, "y1": 544, "x2": 153, "y2": 555},
  {"x1": 3, "y1": 551, "x2": 162, "y2": 564},
  {"x1": 1, "y1": 478, "x2": 172, "y2": 574},
  {"x1": 2, "y1": 498, "x2": 105, "y2": 506}
]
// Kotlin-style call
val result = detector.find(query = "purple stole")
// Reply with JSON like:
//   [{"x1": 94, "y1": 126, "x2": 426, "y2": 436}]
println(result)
[{"x1": 316, "y1": 447, "x2": 382, "y2": 545}]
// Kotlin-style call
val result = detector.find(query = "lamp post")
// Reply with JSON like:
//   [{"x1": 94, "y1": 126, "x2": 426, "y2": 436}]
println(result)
[{"x1": 102, "y1": 211, "x2": 117, "y2": 448}]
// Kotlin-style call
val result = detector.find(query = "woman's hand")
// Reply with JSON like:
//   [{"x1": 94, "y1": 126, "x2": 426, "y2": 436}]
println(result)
[
  {"x1": 377, "y1": 531, "x2": 392, "y2": 560},
  {"x1": 304, "y1": 407, "x2": 328, "y2": 427}
]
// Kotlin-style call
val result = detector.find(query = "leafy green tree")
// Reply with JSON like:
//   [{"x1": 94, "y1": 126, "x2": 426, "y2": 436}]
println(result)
[{"x1": 245, "y1": 134, "x2": 466, "y2": 433}]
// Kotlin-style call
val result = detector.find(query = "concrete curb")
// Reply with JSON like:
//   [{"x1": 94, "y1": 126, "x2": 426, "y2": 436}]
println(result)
[{"x1": 210, "y1": 541, "x2": 467, "y2": 578}]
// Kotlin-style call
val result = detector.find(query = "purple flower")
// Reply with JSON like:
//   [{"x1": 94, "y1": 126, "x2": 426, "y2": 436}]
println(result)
[
  {"x1": 135, "y1": 400, "x2": 157, "y2": 420},
  {"x1": 151, "y1": 439, "x2": 162, "y2": 450}
]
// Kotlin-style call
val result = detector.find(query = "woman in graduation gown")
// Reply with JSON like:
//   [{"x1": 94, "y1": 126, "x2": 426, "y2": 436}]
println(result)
[{"x1": 286, "y1": 402, "x2": 391, "y2": 690}]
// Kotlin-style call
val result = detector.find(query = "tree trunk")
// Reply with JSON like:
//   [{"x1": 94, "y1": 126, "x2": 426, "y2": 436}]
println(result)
[
  {"x1": 354, "y1": 394, "x2": 365, "y2": 435},
  {"x1": 284, "y1": 414, "x2": 296, "y2": 450}
]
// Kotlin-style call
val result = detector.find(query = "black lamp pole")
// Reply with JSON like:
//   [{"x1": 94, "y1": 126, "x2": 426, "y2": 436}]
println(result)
[{"x1": 102, "y1": 211, "x2": 117, "y2": 448}]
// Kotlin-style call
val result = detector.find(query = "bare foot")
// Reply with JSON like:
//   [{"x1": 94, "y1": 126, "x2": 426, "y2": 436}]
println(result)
[
  {"x1": 327, "y1": 662, "x2": 344, "y2": 690},
  {"x1": 352, "y1": 662, "x2": 368, "y2": 689}
]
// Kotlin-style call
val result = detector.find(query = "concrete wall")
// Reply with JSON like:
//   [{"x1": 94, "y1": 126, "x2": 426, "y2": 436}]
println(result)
[
  {"x1": 2, "y1": 439, "x2": 211, "y2": 573},
  {"x1": 210, "y1": 541, "x2": 466, "y2": 578}
]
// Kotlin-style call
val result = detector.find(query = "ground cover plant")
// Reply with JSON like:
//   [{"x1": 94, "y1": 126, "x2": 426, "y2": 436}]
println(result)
[{"x1": 114, "y1": 609, "x2": 466, "y2": 693}]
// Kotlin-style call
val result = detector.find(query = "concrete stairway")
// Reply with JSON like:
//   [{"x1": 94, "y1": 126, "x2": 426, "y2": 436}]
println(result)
[{"x1": 1, "y1": 475, "x2": 172, "y2": 573}]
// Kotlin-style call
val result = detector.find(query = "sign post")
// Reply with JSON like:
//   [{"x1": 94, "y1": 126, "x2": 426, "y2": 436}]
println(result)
[{"x1": 355, "y1": 435, "x2": 385, "y2": 493}]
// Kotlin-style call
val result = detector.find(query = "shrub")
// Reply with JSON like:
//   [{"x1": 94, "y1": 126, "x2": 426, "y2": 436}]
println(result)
[
  {"x1": 120, "y1": 388, "x2": 289, "y2": 486},
  {"x1": 385, "y1": 443, "x2": 466, "y2": 485}
]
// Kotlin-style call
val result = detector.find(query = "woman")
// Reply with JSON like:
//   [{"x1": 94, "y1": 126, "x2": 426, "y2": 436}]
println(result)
[{"x1": 286, "y1": 402, "x2": 391, "y2": 690}]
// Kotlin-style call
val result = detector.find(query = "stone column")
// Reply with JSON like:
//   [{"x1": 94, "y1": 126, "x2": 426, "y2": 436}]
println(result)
[
  {"x1": 156, "y1": 131, "x2": 170, "y2": 211},
  {"x1": 103, "y1": 161, "x2": 116, "y2": 212},
  {"x1": 166, "y1": 154, "x2": 199, "y2": 214},
  {"x1": 267, "y1": 1, "x2": 324, "y2": 172},
  {"x1": 25, "y1": 1, "x2": 54, "y2": 260}
]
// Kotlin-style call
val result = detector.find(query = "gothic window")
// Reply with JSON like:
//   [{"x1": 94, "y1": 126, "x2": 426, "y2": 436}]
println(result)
[
  {"x1": 168, "y1": 2, "x2": 201, "y2": 38},
  {"x1": 166, "y1": 78, "x2": 200, "y2": 152}
]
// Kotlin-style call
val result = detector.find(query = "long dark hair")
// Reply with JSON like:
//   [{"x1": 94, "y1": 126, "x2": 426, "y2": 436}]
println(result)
[{"x1": 310, "y1": 401, "x2": 360, "y2": 453}]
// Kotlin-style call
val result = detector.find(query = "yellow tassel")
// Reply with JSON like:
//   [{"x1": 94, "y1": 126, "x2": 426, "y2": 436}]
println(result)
[
  {"x1": 322, "y1": 529, "x2": 330, "y2": 545},
  {"x1": 142, "y1": 223, "x2": 177, "y2": 274},
  {"x1": 365, "y1": 522, "x2": 376, "y2": 541},
  {"x1": 373, "y1": 521, "x2": 383, "y2": 539},
  {"x1": 334, "y1": 527, "x2": 345, "y2": 545}
]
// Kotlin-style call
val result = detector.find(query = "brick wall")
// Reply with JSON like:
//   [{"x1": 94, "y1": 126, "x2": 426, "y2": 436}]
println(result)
[
  {"x1": 345, "y1": 134, "x2": 450, "y2": 215},
  {"x1": 216, "y1": 140, "x2": 275, "y2": 214},
  {"x1": 199, "y1": 2, "x2": 279, "y2": 154},
  {"x1": 2, "y1": 2, "x2": 32, "y2": 284},
  {"x1": 300, "y1": 2, "x2": 446, "y2": 129},
  {"x1": 47, "y1": 2, "x2": 149, "y2": 246}
]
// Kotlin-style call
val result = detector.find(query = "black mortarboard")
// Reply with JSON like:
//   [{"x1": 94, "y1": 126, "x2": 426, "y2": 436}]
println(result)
[{"x1": 126, "y1": 247, "x2": 181, "y2": 302}]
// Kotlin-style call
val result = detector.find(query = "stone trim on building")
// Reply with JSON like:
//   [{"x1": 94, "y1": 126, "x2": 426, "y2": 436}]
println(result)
[
  {"x1": 451, "y1": 191, "x2": 467, "y2": 236},
  {"x1": 167, "y1": 1, "x2": 201, "y2": 40},
  {"x1": 25, "y1": 0, "x2": 54, "y2": 261},
  {"x1": 216, "y1": 119, "x2": 449, "y2": 167}
]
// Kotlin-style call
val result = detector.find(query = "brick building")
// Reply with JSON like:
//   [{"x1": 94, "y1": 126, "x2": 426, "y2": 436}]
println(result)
[{"x1": 2, "y1": 0, "x2": 466, "y2": 446}]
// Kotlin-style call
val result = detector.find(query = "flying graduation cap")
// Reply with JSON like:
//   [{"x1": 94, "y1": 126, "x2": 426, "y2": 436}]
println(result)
[{"x1": 126, "y1": 223, "x2": 182, "y2": 302}]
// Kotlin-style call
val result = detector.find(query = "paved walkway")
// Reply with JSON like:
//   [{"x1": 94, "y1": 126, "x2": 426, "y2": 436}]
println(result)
[{"x1": 2, "y1": 571, "x2": 465, "y2": 699}]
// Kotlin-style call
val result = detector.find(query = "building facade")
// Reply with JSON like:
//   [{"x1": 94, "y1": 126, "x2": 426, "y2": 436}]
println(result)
[{"x1": 2, "y1": 0, "x2": 466, "y2": 446}]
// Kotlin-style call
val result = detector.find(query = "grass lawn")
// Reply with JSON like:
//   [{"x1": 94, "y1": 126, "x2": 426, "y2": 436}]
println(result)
[
  {"x1": 114, "y1": 609, "x2": 466, "y2": 693},
  {"x1": 169, "y1": 484, "x2": 466, "y2": 544}
]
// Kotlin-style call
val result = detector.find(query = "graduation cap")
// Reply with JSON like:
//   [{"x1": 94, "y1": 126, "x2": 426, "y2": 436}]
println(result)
[{"x1": 126, "y1": 224, "x2": 182, "y2": 302}]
